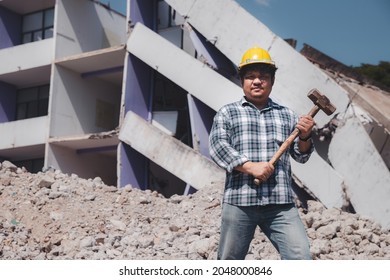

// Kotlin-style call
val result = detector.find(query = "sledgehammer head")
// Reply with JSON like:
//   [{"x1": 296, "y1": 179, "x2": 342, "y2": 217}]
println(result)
[{"x1": 308, "y1": 89, "x2": 336, "y2": 115}]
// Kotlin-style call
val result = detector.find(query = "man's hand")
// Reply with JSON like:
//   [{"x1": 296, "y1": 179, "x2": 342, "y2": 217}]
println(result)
[
  {"x1": 296, "y1": 115, "x2": 315, "y2": 153},
  {"x1": 296, "y1": 115, "x2": 315, "y2": 140},
  {"x1": 235, "y1": 161, "x2": 274, "y2": 183}
]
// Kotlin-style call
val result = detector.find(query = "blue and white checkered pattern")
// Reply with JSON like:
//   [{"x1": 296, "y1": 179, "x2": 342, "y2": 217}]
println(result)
[{"x1": 209, "y1": 97, "x2": 313, "y2": 206}]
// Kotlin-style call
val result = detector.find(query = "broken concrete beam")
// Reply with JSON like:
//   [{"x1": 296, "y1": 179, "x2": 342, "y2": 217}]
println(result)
[
  {"x1": 291, "y1": 152, "x2": 344, "y2": 209},
  {"x1": 119, "y1": 111, "x2": 225, "y2": 190},
  {"x1": 329, "y1": 116, "x2": 390, "y2": 229}
]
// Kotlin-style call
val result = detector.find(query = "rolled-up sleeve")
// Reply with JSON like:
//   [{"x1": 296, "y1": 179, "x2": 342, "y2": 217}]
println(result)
[
  {"x1": 290, "y1": 138, "x2": 314, "y2": 163},
  {"x1": 209, "y1": 110, "x2": 248, "y2": 172},
  {"x1": 289, "y1": 113, "x2": 314, "y2": 163}
]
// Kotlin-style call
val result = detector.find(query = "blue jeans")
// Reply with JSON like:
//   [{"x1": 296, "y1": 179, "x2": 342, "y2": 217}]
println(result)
[{"x1": 218, "y1": 203, "x2": 312, "y2": 260}]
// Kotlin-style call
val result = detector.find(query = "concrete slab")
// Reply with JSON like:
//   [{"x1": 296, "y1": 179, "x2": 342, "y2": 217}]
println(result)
[
  {"x1": 341, "y1": 80, "x2": 390, "y2": 133},
  {"x1": 291, "y1": 152, "x2": 344, "y2": 209},
  {"x1": 329, "y1": 117, "x2": 390, "y2": 229},
  {"x1": 119, "y1": 111, "x2": 225, "y2": 190},
  {"x1": 127, "y1": 23, "x2": 242, "y2": 112}
]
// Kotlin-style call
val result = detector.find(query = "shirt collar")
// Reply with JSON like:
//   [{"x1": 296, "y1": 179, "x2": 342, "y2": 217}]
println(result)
[{"x1": 240, "y1": 97, "x2": 282, "y2": 111}]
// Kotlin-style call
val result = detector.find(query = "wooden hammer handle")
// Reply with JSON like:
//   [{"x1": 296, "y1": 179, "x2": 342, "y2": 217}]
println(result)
[
  {"x1": 269, "y1": 127, "x2": 300, "y2": 165},
  {"x1": 254, "y1": 105, "x2": 320, "y2": 185},
  {"x1": 253, "y1": 128, "x2": 300, "y2": 185}
]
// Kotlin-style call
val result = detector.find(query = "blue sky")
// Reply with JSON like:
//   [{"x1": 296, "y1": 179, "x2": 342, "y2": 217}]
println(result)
[
  {"x1": 236, "y1": 0, "x2": 390, "y2": 67},
  {"x1": 98, "y1": 0, "x2": 127, "y2": 15},
  {"x1": 100, "y1": 0, "x2": 389, "y2": 67}
]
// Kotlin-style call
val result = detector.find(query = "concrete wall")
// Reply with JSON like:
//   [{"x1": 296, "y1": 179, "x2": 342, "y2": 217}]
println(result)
[
  {"x1": 55, "y1": 0, "x2": 126, "y2": 59},
  {"x1": 49, "y1": 65, "x2": 121, "y2": 137},
  {"x1": 0, "y1": 116, "x2": 48, "y2": 150},
  {"x1": 0, "y1": 0, "x2": 125, "y2": 177},
  {"x1": 42, "y1": 0, "x2": 126, "y2": 183},
  {"x1": 329, "y1": 112, "x2": 390, "y2": 229},
  {"x1": 0, "y1": 39, "x2": 53, "y2": 76},
  {"x1": 47, "y1": 142, "x2": 117, "y2": 185},
  {"x1": 187, "y1": 94, "x2": 215, "y2": 157}
]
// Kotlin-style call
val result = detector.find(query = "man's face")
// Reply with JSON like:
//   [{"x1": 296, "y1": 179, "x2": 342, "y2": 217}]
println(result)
[{"x1": 241, "y1": 69, "x2": 273, "y2": 107}]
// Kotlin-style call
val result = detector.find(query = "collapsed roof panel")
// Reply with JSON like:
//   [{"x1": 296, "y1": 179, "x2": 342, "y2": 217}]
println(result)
[{"x1": 329, "y1": 116, "x2": 390, "y2": 229}]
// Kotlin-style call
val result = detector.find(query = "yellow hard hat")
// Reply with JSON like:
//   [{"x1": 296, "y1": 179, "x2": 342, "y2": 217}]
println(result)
[{"x1": 238, "y1": 47, "x2": 275, "y2": 69}]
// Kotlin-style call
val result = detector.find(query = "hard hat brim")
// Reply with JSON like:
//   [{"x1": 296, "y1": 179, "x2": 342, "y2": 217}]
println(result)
[{"x1": 238, "y1": 59, "x2": 275, "y2": 70}]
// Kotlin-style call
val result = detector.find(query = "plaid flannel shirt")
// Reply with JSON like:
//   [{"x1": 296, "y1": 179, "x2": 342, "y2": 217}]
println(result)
[{"x1": 209, "y1": 97, "x2": 313, "y2": 206}]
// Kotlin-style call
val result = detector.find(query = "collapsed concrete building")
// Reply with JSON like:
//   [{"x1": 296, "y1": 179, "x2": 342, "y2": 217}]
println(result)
[{"x1": 0, "y1": 0, "x2": 389, "y2": 229}]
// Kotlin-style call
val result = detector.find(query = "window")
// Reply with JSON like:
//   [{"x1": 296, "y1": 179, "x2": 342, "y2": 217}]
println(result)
[
  {"x1": 22, "y1": 8, "x2": 54, "y2": 44},
  {"x1": 153, "y1": 72, "x2": 191, "y2": 145},
  {"x1": 157, "y1": 0, "x2": 172, "y2": 29},
  {"x1": 16, "y1": 85, "x2": 49, "y2": 120}
]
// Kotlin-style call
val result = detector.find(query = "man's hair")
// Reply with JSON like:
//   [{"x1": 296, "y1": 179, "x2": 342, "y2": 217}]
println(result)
[{"x1": 238, "y1": 63, "x2": 278, "y2": 82}]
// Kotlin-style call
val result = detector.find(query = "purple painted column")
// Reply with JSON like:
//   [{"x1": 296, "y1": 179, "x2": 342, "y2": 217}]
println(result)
[
  {"x1": 119, "y1": 0, "x2": 156, "y2": 189},
  {"x1": 120, "y1": 55, "x2": 152, "y2": 189},
  {"x1": 187, "y1": 94, "x2": 215, "y2": 159},
  {"x1": 0, "y1": 7, "x2": 20, "y2": 123},
  {"x1": 0, "y1": 6, "x2": 22, "y2": 49},
  {"x1": 0, "y1": 82, "x2": 16, "y2": 123}
]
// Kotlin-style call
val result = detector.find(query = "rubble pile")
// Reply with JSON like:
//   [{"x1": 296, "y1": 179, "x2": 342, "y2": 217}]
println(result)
[{"x1": 1, "y1": 160, "x2": 389, "y2": 260}]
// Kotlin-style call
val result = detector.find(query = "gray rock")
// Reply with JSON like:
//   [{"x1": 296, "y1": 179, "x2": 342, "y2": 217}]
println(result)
[
  {"x1": 79, "y1": 236, "x2": 96, "y2": 248},
  {"x1": 1, "y1": 161, "x2": 17, "y2": 172}
]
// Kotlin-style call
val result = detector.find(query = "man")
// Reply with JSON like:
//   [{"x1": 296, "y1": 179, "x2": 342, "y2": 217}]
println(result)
[{"x1": 209, "y1": 47, "x2": 314, "y2": 260}]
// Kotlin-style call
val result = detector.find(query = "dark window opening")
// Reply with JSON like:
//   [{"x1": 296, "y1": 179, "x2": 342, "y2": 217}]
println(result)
[
  {"x1": 22, "y1": 8, "x2": 54, "y2": 44},
  {"x1": 14, "y1": 158, "x2": 44, "y2": 174},
  {"x1": 153, "y1": 72, "x2": 192, "y2": 147},
  {"x1": 16, "y1": 85, "x2": 49, "y2": 120}
]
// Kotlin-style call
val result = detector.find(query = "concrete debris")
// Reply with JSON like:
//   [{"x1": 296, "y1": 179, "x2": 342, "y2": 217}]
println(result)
[
  {"x1": 88, "y1": 129, "x2": 119, "y2": 139},
  {"x1": 314, "y1": 114, "x2": 339, "y2": 142},
  {"x1": 1, "y1": 160, "x2": 390, "y2": 260}
]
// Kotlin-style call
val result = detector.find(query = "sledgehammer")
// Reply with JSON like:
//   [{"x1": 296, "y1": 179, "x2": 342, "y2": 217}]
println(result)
[{"x1": 254, "y1": 89, "x2": 336, "y2": 185}]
